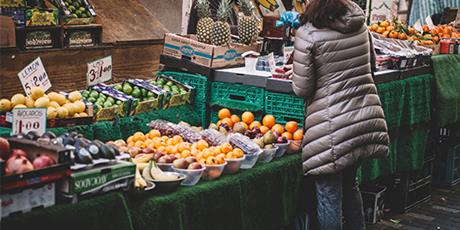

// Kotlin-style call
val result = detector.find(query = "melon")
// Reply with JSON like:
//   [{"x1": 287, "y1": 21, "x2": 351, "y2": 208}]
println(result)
[
  {"x1": 69, "y1": 91, "x2": 82, "y2": 102},
  {"x1": 25, "y1": 97, "x2": 35, "y2": 108},
  {"x1": 11, "y1": 94, "x2": 26, "y2": 106},
  {"x1": 30, "y1": 87, "x2": 45, "y2": 100},
  {"x1": 0, "y1": 99, "x2": 12, "y2": 112},
  {"x1": 57, "y1": 107, "x2": 69, "y2": 118},
  {"x1": 34, "y1": 97, "x2": 50, "y2": 108},
  {"x1": 47, "y1": 107, "x2": 57, "y2": 119}
]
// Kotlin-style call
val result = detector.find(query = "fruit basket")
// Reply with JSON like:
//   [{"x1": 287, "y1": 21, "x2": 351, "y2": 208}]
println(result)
[
  {"x1": 81, "y1": 84, "x2": 135, "y2": 121},
  {"x1": 113, "y1": 79, "x2": 166, "y2": 114},
  {"x1": 54, "y1": 0, "x2": 96, "y2": 25},
  {"x1": 151, "y1": 75, "x2": 194, "y2": 108}
]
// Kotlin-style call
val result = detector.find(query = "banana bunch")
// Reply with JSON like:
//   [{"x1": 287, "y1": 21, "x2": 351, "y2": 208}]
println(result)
[
  {"x1": 257, "y1": 0, "x2": 279, "y2": 11},
  {"x1": 132, "y1": 154, "x2": 153, "y2": 164},
  {"x1": 135, "y1": 167, "x2": 147, "y2": 189}
]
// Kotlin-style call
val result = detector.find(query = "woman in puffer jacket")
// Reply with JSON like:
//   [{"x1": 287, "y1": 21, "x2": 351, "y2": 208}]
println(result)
[{"x1": 292, "y1": 0, "x2": 389, "y2": 229}]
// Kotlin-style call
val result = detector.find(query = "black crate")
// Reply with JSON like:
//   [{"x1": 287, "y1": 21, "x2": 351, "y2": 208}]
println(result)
[
  {"x1": 433, "y1": 144, "x2": 460, "y2": 187},
  {"x1": 16, "y1": 25, "x2": 61, "y2": 50},
  {"x1": 386, "y1": 159, "x2": 433, "y2": 213},
  {"x1": 361, "y1": 185, "x2": 386, "y2": 224},
  {"x1": 63, "y1": 24, "x2": 102, "y2": 48}
]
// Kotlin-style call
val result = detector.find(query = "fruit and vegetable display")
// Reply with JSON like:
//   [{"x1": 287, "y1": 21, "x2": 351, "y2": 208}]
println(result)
[
  {"x1": 0, "y1": 87, "x2": 90, "y2": 119},
  {"x1": 369, "y1": 19, "x2": 459, "y2": 45},
  {"x1": 113, "y1": 79, "x2": 166, "y2": 113}
]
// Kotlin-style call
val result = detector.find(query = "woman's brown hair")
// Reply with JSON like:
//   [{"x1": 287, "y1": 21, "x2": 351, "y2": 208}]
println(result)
[{"x1": 300, "y1": 0, "x2": 349, "y2": 28}]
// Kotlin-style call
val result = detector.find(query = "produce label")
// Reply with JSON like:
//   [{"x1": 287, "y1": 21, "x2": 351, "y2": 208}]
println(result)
[
  {"x1": 12, "y1": 108, "x2": 47, "y2": 136},
  {"x1": 268, "y1": 52, "x2": 276, "y2": 72},
  {"x1": 87, "y1": 56, "x2": 112, "y2": 86},
  {"x1": 17, "y1": 57, "x2": 51, "y2": 95}
]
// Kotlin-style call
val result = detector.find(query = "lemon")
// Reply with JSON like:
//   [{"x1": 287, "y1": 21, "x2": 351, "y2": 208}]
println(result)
[
  {"x1": 73, "y1": 113, "x2": 81, "y2": 118},
  {"x1": 69, "y1": 91, "x2": 82, "y2": 102},
  {"x1": 49, "y1": 101, "x2": 60, "y2": 109},
  {"x1": 73, "y1": 101, "x2": 86, "y2": 113},
  {"x1": 34, "y1": 97, "x2": 50, "y2": 108},
  {"x1": 30, "y1": 87, "x2": 45, "y2": 100},
  {"x1": 11, "y1": 94, "x2": 26, "y2": 106},
  {"x1": 14, "y1": 104, "x2": 27, "y2": 109},
  {"x1": 62, "y1": 103, "x2": 76, "y2": 116},
  {"x1": 25, "y1": 97, "x2": 35, "y2": 108},
  {"x1": 47, "y1": 107, "x2": 57, "y2": 119},
  {"x1": 79, "y1": 112, "x2": 89, "y2": 117},
  {"x1": 0, "y1": 99, "x2": 12, "y2": 112},
  {"x1": 57, "y1": 107, "x2": 69, "y2": 118},
  {"x1": 55, "y1": 94, "x2": 67, "y2": 106},
  {"x1": 47, "y1": 92, "x2": 60, "y2": 102}
]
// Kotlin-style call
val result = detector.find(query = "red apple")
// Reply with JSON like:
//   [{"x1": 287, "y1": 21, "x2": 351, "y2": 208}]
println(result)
[
  {"x1": 0, "y1": 138, "x2": 10, "y2": 159},
  {"x1": 10, "y1": 149, "x2": 28, "y2": 159},
  {"x1": 32, "y1": 154, "x2": 55, "y2": 169},
  {"x1": 188, "y1": 162, "x2": 203, "y2": 170},
  {"x1": 6, "y1": 155, "x2": 34, "y2": 175}
]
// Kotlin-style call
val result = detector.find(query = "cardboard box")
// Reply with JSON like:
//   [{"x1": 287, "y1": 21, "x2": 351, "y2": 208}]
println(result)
[
  {"x1": 0, "y1": 0, "x2": 24, "y2": 7},
  {"x1": 54, "y1": 0, "x2": 96, "y2": 25},
  {"x1": 1, "y1": 183, "x2": 55, "y2": 218},
  {"x1": 58, "y1": 161, "x2": 135, "y2": 202},
  {"x1": 163, "y1": 33, "x2": 261, "y2": 69},
  {"x1": 1, "y1": 138, "x2": 71, "y2": 193}
]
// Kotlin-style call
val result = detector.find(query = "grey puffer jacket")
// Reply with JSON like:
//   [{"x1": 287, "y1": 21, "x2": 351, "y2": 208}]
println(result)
[{"x1": 293, "y1": 2, "x2": 389, "y2": 175}]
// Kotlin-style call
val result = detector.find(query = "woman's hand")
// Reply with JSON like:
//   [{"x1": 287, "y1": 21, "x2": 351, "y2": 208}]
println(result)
[{"x1": 284, "y1": 64, "x2": 293, "y2": 79}]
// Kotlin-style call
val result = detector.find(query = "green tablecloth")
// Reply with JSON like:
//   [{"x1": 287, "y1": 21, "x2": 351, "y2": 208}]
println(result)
[
  {"x1": 2, "y1": 154, "x2": 305, "y2": 230},
  {"x1": 431, "y1": 55, "x2": 460, "y2": 127},
  {"x1": 359, "y1": 74, "x2": 433, "y2": 182},
  {"x1": 0, "y1": 105, "x2": 201, "y2": 141}
]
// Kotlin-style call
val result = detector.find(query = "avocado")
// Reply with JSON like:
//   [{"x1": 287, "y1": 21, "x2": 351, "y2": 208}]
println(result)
[
  {"x1": 81, "y1": 90, "x2": 90, "y2": 98},
  {"x1": 132, "y1": 88, "x2": 142, "y2": 98},
  {"x1": 122, "y1": 84, "x2": 133, "y2": 95},
  {"x1": 74, "y1": 147, "x2": 93, "y2": 164},
  {"x1": 99, "y1": 144, "x2": 115, "y2": 159},
  {"x1": 103, "y1": 101, "x2": 113, "y2": 108},
  {"x1": 166, "y1": 81, "x2": 174, "y2": 86},
  {"x1": 89, "y1": 91, "x2": 99, "y2": 98}
]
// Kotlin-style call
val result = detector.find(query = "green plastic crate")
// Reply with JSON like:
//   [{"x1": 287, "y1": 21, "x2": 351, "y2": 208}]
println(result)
[
  {"x1": 265, "y1": 91, "x2": 305, "y2": 126},
  {"x1": 211, "y1": 82, "x2": 265, "y2": 111},
  {"x1": 160, "y1": 71, "x2": 210, "y2": 127}
]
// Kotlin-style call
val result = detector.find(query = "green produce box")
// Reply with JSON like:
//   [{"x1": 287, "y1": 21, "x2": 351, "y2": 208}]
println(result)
[
  {"x1": 211, "y1": 82, "x2": 265, "y2": 112},
  {"x1": 54, "y1": 0, "x2": 96, "y2": 25},
  {"x1": 25, "y1": 7, "x2": 59, "y2": 27},
  {"x1": 113, "y1": 79, "x2": 166, "y2": 114},
  {"x1": 265, "y1": 91, "x2": 304, "y2": 126},
  {"x1": 81, "y1": 84, "x2": 135, "y2": 121},
  {"x1": 151, "y1": 75, "x2": 194, "y2": 108},
  {"x1": 58, "y1": 160, "x2": 135, "y2": 203}
]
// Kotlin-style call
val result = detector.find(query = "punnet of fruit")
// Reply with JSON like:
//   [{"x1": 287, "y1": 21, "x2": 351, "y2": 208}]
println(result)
[
  {"x1": 0, "y1": 87, "x2": 91, "y2": 120},
  {"x1": 113, "y1": 79, "x2": 167, "y2": 113},
  {"x1": 151, "y1": 74, "x2": 193, "y2": 108}
]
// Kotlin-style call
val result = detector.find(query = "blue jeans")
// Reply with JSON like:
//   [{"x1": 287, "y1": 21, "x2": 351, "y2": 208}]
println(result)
[{"x1": 314, "y1": 163, "x2": 365, "y2": 230}]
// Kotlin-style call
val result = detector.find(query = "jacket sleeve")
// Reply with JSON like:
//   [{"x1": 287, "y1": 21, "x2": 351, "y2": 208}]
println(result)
[
  {"x1": 368, "y1": 31, "x2": 377, "y2": 74},
  {"x1": 292, "y1": 33, "x2": 315, "y2": 100}
]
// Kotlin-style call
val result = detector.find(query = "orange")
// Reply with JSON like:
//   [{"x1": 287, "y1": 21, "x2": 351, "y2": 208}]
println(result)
[
  {"x1": 157, "y1": 146, "x2": 166, "y2": 153},
  {"x1": 166, "y1": 146, "x2": 174, "y2": 154},
  {"x1": 221, "y1": 117, "x2": 234, "y2": 127},
  {"x1": 135, "y1": 140, "x2": 145, "y2": 148},
  {"x1": 385, "y1": 26, "x2": 394, "y2": 31},
  {"x1": 293, "y1": 130, "x2": 303, "y2": 141},
  {"x1": 175, "y1": 153, "x2": 182, "y2": 159},
  {"x1": 231, "y1": 114, "x2": 240, "y2": 124},
  {"x1": 379, "y1": 21, "x2": 390, "y2": 27},
  {"x1": 196, "y1": 140, "x2": 209, "y2": 151},
  {"x1": 285, "y1": 121, "x2": 299, "y2": 133},
  {"x1": 388, "y1": 31, "x2": 399, "y2": 39},
  {"x1": 282, "y1": 132, "x2": 293, "y2": 140},
  {"x1": 127, "y1": 136, "x2": 134, "y2": 144},
  {"x1": 216, "y1": 154, "x2": 225, "y2": 164},
  {"x1": 148, "y1": 129, "x2": 161, "y2": 139},
  {"x1": 382, "y1": 31, "x2": 390, "y2": 38},
  {"x1": 206, "y1": 156, "x2": 219, "y2": 165},
  {"x1": 272, "y1": 124, "x2": 284, "y2": 134},
  {"x1": 226, "y1": 152, "x2": 235, "y2": 159},
  {"x1": 249, "y1": 121, "x2": 261, "y2": 129},
  {"x1": 262, "y1": 115, "x2": 276, "y2": 128},
  {"x1": 220, "y1": 143, "x2": 233, "y2": 154},
  {"x1": 181, "y1": 150, "x2": 191, "y2": 158},
  {"x1": 370, "y1": 24, "x2": 378, "y2": 32},
  {"x1": 398, "y1": 33, "x2": 408, "y2": 40},
  {"x1": 376, "y1": 27, "x2": 385, "y2": 34},
  {"x1": 218, "y1": 108, "x2": 231, "y2": 119},
  {"x1": 241, "y1": 111, "x2": 255, "y2": 124},
  {"x1": 172, "y1": 135, "x2": 183, "y2": 144},
  {"x1": 166, "y1": 138, "x2": 174, "y2": 146},
  {"x1": 196, "y1": 151, "x2": 204, "y2": 159},
  {"x1": 260, "y1": 126, "x2": 270, "y2": 134},
  {"x1": 133, "y1": 132, "x2": 145, "y2": 142},
  {"x1": 233, "y1": 148, "x2": 244, "y2": 158}
]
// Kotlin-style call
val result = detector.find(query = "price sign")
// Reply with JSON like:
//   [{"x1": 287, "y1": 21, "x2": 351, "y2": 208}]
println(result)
[
  {"x1": 268, "y1": 52, "x2": 276, "y2": 72},
  {"x1": 87, "y1": 56, "x2": 112, "y2": 86},
  {"x1": 12, "y1": 108, "x2": 47, "y2": 136},
  {"x1": 17, "y1": 57, "x2": 51, "y2": 96}
]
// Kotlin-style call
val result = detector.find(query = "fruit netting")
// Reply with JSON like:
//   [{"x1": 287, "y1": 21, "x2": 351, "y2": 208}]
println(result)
[
  {"x1": 431, "y1": 54, "x2": 460, "y2": 127},
  {"x1": 2, "y1": 192, "x2": 135, "y2": 230}
]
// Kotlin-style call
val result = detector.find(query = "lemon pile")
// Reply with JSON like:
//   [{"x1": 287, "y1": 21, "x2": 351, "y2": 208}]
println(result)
[{"x1": 0, "y1": 87, "x2": 88, "y2": 119}]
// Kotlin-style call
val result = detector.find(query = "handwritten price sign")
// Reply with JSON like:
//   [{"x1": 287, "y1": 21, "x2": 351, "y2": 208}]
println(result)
[
  {"x1": 17, "y1": 57, "x2": 51, "y2": 96},
  {"x1": 12, "y1": 108, "x2": 47, "y2": 136},
  {"x1": 87, "y1": 56, "x2": 112, "y2": 86}
]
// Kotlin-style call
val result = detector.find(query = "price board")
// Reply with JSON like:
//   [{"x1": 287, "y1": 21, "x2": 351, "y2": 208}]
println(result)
[
  {"x1": 17, "y1": 57, "x2": 51, "y2": 95},
  {"x1": 12, "y1": 108, "x2": 47, "y2": 136},
  {"x1": 87, "y1": 56, "x2": 112, "y2": 86}
]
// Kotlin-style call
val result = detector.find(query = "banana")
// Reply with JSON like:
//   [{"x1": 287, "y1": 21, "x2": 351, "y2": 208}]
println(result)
[
  {"x1": 136, "y1": 162, "x2": 149, "y2": 171},
  {"x1": 135, "y1": 169, "x2": 147, "y2": 189},
  {"x1": 132, "y1": 153, "x2": 154, "y2": 164}
]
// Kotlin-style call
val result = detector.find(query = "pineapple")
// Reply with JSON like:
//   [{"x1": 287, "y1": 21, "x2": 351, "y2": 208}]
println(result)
[
  {"x1": 195, "y1": 0, "x2": 214, "y2": 44},
  {"x1": 237, "y1": 0, "x2": 258, "y2": 45},
  {"x1": 211, "y1": 0, "x2": 232, "y2": 46}
]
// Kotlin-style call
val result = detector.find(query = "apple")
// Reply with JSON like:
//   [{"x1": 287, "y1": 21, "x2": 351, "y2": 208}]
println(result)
[
  {"x1": 188, "y1": 162, "x2": 203, "y2": 170},
  {"x1": 173, "y1": 158, "x2": 188, "y2": 169},
  {"x1": 0, "y1": 138, "x2": 10, "y2": 159},
  {"x1": 6, "y1": 155, "x2": 34, "y2": 175},
  {"x1": 157, "y1": 155, "x2": 168, "y2": 164},
  {"x1": 32, "y1": 154, "x2": 55, "y2": 169},
  {"x1": 255, "y1": 133, "x2": 263, "y2": 139},
  {"x1": 185, "y1": 157, "x2": 197, "y2": 165},
  {"x1": 153, "y1": 152, "x2": 165, "y2": 161},
  {"x1": 166, "y1": 155, "x2": 177, "y2": 163},
  {"x1": 142, "y1": 147, "x2": 154, "y2": 154},
  {"x1": 10, "y1": 149, "x2": 28, "y2": 159}
]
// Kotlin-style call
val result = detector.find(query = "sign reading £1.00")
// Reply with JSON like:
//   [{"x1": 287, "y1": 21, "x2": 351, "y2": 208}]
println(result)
[
  {"x1": 12, "y1": 108, "x2": 47, "y2": 136},
  {"x1": 87, "y1": 56, "x2": 112, "y2": 86},
  {"x1": 17, "y1": 57, "x2": 51, "y2": 96}
]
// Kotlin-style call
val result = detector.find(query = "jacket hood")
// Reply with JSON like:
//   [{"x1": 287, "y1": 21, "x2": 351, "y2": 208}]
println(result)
[{"x1": 327, "y1": 2, "x2": 366, "y2": 34}]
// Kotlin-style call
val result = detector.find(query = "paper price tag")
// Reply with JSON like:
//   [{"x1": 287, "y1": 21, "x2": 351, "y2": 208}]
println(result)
[
  {"x1": 268, "y1": 53, "x2": 276, "y2": 72},
  {"x1": 87, "y1": 56, "x2": 112, "y2": 86},
  {"x1": 12, "y1": 108, "x2": 47, "y2": 136},
  {"x1": 17, "y1": 57, "x2": 51, "y2": 96},
  {"x1": 425, "y1": 16, "x2": 435, "y2": 29}
]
